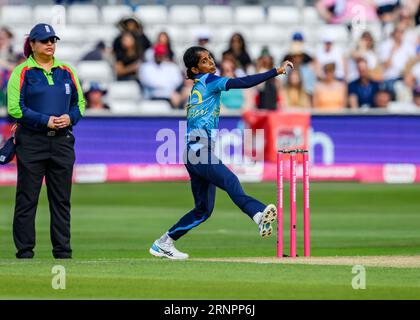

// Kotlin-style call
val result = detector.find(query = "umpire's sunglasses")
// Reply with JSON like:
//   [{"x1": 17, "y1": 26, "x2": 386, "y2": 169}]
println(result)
[{"x1": 38, "y1": 37, "x2": 58, "y2": 44}]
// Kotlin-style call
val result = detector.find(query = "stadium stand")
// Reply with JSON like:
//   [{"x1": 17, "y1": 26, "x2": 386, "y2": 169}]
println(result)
[
  {"x1": 202, "y1": 5, "x2": 234, "y2": 24},
  {"x1": 0, "y1": 0, "x2": 419, "y2": 114},
  {"x1": 101, "y1": 5, "x2": 133, "y2": 25},
  {"x1": 68, "y1": 5, "x2": 100, "y2": 25},
  {"x1": 135, "y1": 5, "x2": 168, "y2": 25},
  {"x1": 77, "y1": 60, "x2": 114, "y2": 83}
]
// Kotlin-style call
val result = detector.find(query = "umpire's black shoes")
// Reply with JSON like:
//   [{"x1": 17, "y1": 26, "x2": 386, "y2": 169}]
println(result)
[
  {"x1": 53, "y1": 252, "x2": 72, "y2": 259},
  {"x1": 16, "y1": 250, "x2": 34, "y2": 259}
]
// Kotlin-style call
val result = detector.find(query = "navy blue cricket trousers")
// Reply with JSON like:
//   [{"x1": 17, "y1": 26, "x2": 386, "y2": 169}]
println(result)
[{"x1": 168, "y1": 147, "x2": 266, "y2": 240}]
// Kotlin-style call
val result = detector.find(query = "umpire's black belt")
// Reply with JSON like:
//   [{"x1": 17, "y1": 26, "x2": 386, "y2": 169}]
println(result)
[
  {"x1": 46, "y1": 130, "x2": 68, "y2": 137},
  {"x1": 19, "y1": 126, "x2": 70, "y2": 137}
]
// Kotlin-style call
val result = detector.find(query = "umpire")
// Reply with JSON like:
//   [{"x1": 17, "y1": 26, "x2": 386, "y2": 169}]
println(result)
[{"x1": 7, "y1": 23, "x2": 85, "y2": 259}]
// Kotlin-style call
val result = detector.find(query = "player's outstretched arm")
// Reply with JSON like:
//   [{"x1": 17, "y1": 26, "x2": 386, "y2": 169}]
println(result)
[{"x1": 226, "y1": 60, "x2": 294, "y2": 90}]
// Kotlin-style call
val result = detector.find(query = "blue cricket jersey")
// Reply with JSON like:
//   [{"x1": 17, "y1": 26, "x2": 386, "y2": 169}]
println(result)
[
  {"x1": 186, "y1": 73, "x2": 229, "y2": 148},
  {"x1": 185, "y1": 68, "x2": 278, "y2": 149}
]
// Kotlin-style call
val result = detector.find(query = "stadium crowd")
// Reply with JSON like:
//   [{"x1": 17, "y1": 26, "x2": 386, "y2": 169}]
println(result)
[{"x1": 0, "y1": 0, "x2": 419, "y2": 114}]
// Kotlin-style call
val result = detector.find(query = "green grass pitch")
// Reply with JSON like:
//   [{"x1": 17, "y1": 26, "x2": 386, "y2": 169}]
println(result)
[{"x1": 1, "y1": 181, "x2": 420, "y2": 299}]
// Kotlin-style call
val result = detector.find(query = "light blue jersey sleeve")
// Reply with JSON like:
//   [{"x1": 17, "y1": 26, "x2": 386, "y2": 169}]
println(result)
[{"x1": 206, "y1": 74, "x2": 230, "y2": 94}]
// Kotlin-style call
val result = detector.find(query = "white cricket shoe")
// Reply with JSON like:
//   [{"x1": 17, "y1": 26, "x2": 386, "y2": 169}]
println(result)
[
  {"x1": 149, "y1": 239, "x2": 189, "y2": 260},
  {"x1": 258, "y1": 204, "x2": 277, "y2": 238}
]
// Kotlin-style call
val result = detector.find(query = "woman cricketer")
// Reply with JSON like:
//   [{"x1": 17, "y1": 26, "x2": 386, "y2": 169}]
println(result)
[
  {"x1": 7, "y1": 23, "x2": 85, "y2": 259},
  {"x1": 150, "y1": 46, "x2": 293, "y2": 259}
]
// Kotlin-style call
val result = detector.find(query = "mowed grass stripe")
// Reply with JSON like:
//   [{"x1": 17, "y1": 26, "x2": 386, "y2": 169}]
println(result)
[
  {"x1": 0, "y1": 260, "x2": 420, "y2": 299},
  {"x1": 0, "y1": 182, "x2": 420, "y2": 299}
]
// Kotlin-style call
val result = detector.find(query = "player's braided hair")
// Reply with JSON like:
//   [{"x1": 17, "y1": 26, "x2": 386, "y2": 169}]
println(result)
[{"x1": 183, "y1": 46, "x2": 208, "y2": 80}]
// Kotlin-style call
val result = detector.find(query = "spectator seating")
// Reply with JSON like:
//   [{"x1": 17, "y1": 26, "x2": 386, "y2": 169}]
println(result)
[
  {"x1": 68, "y1": 5, "x2": 100, "y2": 25},
  {"x1": 107, "y1": 81, "x2": 142, "y2": 114},
  {"x1": 101, "y1": 5, "x2": 133, "y2": 25},
  {"x1": 303, "y1": 6, "x2": 323, "y2": 24},
  {"x1": 139, "y1": 100, "x2": 173, "y2": 114},
  {"x1": 202, "y1": 6, "x2": 234, "y2": 24},
  {"x1": 1, "y1": 4, "x2": 332, "y2": 48},
  {"x1": 0, "y1": 4, "x2": 333, "y2": 28},
  {"x1": 267, "y1": 6, "x2": 300, "y2": 24},
  {"x1": 84, "y1": 25, "x2": 119, "y2": 47},
  {"x1": 235, "y1": 6, "x2": 266, "y2": 24},
  {"x1": 33, "y1": 5, "x2": 65, "y2": 25},
  {"x1": 5, "y1": 3, "x2": 414, "y2": 114},
  {"x1": 251, "y1": 24, "x2": 283, "y2": 43},
  {"x1": 107, "y1": 81, "x2": 142, "y2": 102},
  {"x1": 109, "y1": 100, "x2": 140, "y2": 114},
  {"x1": 56, "y1": 26, "x2": 86, "y2": 44},
  {"x1": 135, "y1": 5, "x2": 168, "y2": 25},
  {"x1": 0, "y1": 5, "x2": 32, "y2": 25},
  {"x1": 169, "y1": 5, "x2": 201, "y2": 25},
  {"x1": 55, "y1": 44, "x2": 84, "y2": 64},
  {"x1": 167, "y1": 26, "x2": 191, "y2": 44},
  {"x1": 77, "y1": 61, "x2": 114, "y2": 83},
  {"x1": 317, "y1": 25, "x2": 349, "y2": 43}
]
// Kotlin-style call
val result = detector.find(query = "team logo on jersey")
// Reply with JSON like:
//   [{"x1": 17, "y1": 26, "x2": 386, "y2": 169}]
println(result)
[{"x1": 65, "y1": 83, "x2": 70, "y2": 94}]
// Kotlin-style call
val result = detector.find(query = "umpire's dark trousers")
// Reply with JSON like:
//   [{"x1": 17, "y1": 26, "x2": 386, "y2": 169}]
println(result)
[{"x1": 13, "y1": 126, "x2": 75, "y2": 259}]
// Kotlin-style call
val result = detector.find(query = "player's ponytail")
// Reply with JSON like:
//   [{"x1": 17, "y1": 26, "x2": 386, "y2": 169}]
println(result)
[
  {"x1": 183, "y1": 46, "x2": 207, "y2": 80},
  {"x1": 23, "y1": 36, "x2": 33, "y2": 58}
]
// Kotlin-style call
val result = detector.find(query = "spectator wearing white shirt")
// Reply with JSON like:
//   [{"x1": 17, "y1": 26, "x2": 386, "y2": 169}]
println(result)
[
  {"x1": 316, "y1": 33, "x2": 347, "y2": 80},
  {"x1": 349, "y1": 31, "x2": 383, "y2": 82},
  {"x1": 399, "y1": 6, "x2": 416, "y2": 27},
  {"x1": 387, "y1": 86, "x2": 420, "y2": 112},
  {"x1": 404, "y1": 42, "x2": 420, "y2": 88},
  {"x1": 379, "y1": 24, "x2": 416, "y2": 97},
  {"x1": 139, "y1": 44, "x2": 183, "y2": 108},
  {"x1": 399, "y1": 39, "x2": 420, "y2": 103}
]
